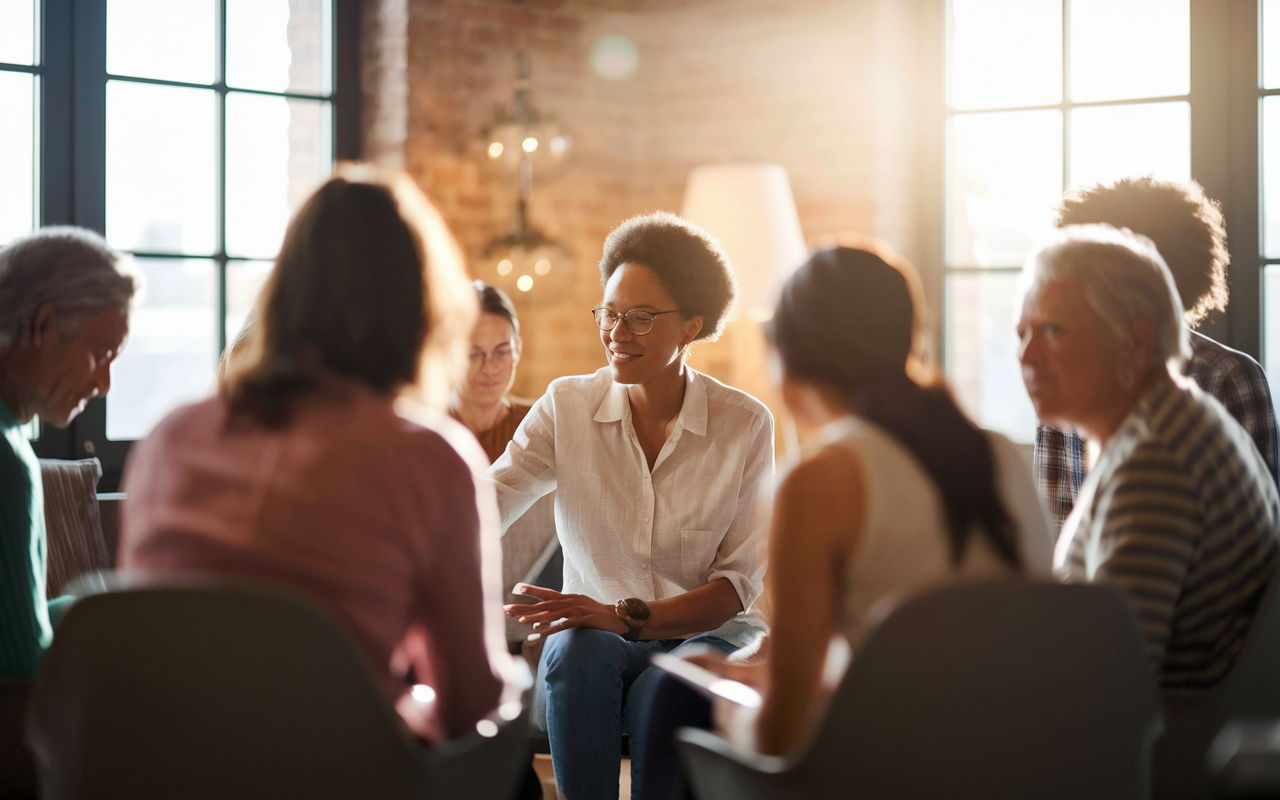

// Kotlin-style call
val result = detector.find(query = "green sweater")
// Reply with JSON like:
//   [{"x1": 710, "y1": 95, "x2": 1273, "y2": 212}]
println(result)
[{"x1": 0, "y1": 397, "x2": 52, "y2": 678}]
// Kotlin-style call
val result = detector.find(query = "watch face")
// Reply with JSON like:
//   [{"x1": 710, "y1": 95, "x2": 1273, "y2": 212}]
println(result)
[{"x1": 622, "y1": 597, "x2": 650, "y2": 621}]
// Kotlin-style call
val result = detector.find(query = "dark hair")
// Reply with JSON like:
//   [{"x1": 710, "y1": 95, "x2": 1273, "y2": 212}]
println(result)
[
  {"x1": 474, "y1": 281, "x2": 519, "y2": 338},
  {"x1": 768, "y1": 246, "x2": 1020, "y2": 569},
  {"x1": 227, "y1": 173, "x2": 474, "y2": 426},
  {"x1": 1056, "y1": 176, "x2": 1228, "y2": 326},
  {"x1": 598, "y1": 211, "x2": 738, "y2": 341}
]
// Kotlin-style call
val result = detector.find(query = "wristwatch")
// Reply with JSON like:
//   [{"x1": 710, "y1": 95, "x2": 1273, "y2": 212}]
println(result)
[{"x1": 614, "y1": 597, "x2": 650, "y2": 641}]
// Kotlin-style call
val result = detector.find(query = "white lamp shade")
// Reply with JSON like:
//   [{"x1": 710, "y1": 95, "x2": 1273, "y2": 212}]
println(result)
[{"x1": 680, "y1": 164, "x2": 807, "y2": 314}]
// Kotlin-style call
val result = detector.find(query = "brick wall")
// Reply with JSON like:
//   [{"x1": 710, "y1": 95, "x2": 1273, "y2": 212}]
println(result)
[{"x1": 364, "y1": 0, "x2": 936, "y2": 419}]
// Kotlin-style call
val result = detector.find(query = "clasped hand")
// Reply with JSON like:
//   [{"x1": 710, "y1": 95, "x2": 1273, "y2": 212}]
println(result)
[{"x1": 503, "y1": 583, "x2": 628, "y2": 638}]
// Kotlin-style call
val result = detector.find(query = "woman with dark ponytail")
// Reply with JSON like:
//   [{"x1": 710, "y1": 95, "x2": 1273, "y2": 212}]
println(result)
[{"x1": 646, "y1": 243, "x2": 1052, "y2": 776}]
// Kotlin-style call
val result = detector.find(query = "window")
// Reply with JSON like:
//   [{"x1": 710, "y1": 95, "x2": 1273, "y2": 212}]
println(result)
[
  {"x1": 102, "y1": 0, "x2": 334, "y2": 441},
  {"x1": 18, "y1": 0, "x2": 360, "y2": 488},
  {"x1": 0, "y1": 0, "x2": 39, "y2": 247},
  {"x1": 1, "y1": 1, "x2": 40, "y2": 441},
  {"x1": 1262, "y1": 0, "x2": 1280, "y2": 387},
  {"x1": 943, "y1": 0, "x2": 1194, "y2": 442}
]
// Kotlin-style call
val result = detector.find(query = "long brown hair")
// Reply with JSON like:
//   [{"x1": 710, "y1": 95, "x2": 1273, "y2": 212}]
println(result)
[
  {"x1": 225, "y1": 167, "x2": 475, "y2": 426},
  {"x1": 769, "y1": 245, "x2": 1021, "y2": 569}
]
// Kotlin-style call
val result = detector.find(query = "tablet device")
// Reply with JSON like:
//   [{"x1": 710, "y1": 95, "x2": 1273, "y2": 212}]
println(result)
[{"x1": 650, "y1": 652, "x2": 763, "y2": 708}]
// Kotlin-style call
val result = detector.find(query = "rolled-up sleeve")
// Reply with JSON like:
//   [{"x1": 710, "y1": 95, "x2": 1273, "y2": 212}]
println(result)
[
  {"x1": 706, "y1": 410, "x2": 774, "y2": 611},
  {"x1": 488, "y1": 393, "x2": 559, "y2": 532}
]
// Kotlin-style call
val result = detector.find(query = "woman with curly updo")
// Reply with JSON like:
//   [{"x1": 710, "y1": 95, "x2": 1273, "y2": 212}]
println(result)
[{"x1": 489, "y1": 211, "x2": 774, "y2": 799}]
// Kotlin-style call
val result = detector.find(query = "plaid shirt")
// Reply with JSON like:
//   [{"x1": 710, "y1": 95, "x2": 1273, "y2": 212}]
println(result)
[{"x1": 1034, "y1": 330, "x2": 1280, "y2": 533}]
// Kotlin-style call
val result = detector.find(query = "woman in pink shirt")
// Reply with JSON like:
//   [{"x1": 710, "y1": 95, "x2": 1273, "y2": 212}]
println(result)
[{"x1": 119, "y1": 169, "x2": 513, "y2": 741}]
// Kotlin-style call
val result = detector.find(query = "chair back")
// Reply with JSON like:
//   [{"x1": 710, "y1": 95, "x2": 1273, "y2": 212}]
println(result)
[
  {"x1": 25, "y1": 580, "x2": 527, "y2": 800},
  {"x1": 679, "y1": 580, "x2": 1161, "y2": 800},
  {"x1": 1154, "y1": 565, "x2": 1280, "y2": 799},
  {"x1": 0, "y1": 680, "x2": 36, "y2": 799},
  {"x1": 39, "y1": 458, "x2": 110, "y2": 597}
]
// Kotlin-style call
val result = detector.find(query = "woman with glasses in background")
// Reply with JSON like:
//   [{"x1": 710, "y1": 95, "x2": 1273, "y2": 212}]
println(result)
[
  {"x1": 489, "y1": 211, "x2": 774, "y2": 800},
  {"x1": 450, "y1": 282, "x2": 528, "y2": 463}
]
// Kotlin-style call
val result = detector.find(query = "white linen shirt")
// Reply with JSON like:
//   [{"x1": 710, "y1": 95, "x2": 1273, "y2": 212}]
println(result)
[{"x1": 487, "y1": 366, "x2": 773, "y2": 646}]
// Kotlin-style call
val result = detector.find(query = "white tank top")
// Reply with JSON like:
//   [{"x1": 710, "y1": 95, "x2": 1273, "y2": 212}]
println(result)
[{"x1": 822, "y1": 416, "x2": 1054, "y2": 647}]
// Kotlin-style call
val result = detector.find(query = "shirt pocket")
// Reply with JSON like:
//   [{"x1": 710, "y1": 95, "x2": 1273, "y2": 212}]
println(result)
[{"x1": 680, "y1": 528, "x2": 715, "y2": 586}]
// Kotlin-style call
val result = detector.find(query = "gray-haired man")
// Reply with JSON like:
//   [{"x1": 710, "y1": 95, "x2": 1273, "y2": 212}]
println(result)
[{"x1": 0, "y1": 227, "x2": 138, "y2": 678}]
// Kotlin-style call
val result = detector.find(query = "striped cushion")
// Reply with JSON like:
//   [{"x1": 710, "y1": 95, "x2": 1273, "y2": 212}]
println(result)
[{"x1": 39, "y1": 458, "x2": 110, "y2": 599}]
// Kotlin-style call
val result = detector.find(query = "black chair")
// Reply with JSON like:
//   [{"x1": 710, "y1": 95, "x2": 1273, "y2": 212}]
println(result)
[
  {"x1": 25, "y1": 579, "x2": 528, "y2": 800},
  {"x1": 677, "y1": 580, "x2": 1161, "y2": 800},
  {"x1": 0, "y1": 680, "x2": 37, "y2": 799},
  {"x1": 1154, "y1": 567, "x2": 1280, "y2": 800}
]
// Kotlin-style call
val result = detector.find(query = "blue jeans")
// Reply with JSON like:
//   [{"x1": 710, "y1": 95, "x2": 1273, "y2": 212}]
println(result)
[{"x1": 539, "y1": 628, "x2": 735, "y2": 800}]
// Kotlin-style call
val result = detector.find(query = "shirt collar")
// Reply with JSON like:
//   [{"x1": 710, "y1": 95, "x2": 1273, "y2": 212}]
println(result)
[
  {"x1": 1102, "y1": 377, "x2": 1180, "y2": 457},
  {"x1": 593, "y1": 368, "x2": 709, "y2": 437}
]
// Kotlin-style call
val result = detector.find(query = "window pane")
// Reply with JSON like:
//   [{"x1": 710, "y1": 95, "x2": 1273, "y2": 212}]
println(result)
[
  {"x1": 226, "y1": 94, "x2": 332, "y2": 258},
  {"x1": 107, "y1": 0, "x2": 216, "y2": 84},
  {"x1": 226, "y1": 260, "x2": 273, "y2": 349},
  {"x1": 107, "y1": 81, "x2": 217, "y2": 255},
  {"x1": 1264, "y1": 97, "x2": 1280, "y2": 259},
  {"x1": 948, "y1": 0, "x2": 1062, "y2": 110},
  {"x1": 0, "y1": 0, "x2": 37, "y2": 65},
  {"x1": 1265, "y1": 267, "x2": 1280, "y2": 413},
  {"x1": 947, "y1": 109, "x2": 1063, "y2": 268},
  {"x1": 1069, "y1": 0, "x2": 1189, "y2": 102},
  {"x1": 946, "y1": 271, "x2": 1037, "y2": 444},
  {"x1": 0, "y1": 71, "x2": 35, "y2": 245},
  {"x1": 1069, "y1": 101, "x2": 1191, "y2": 189},
  {"x1": 226, "y1": 0, "x2": 332, "y2": 95},
  {"x1": 107, "y1": 258, "x2": 217, "y2": 440},
  {"x1": 1266, "y1": 0, "x2": 1280, "y2": 90}
]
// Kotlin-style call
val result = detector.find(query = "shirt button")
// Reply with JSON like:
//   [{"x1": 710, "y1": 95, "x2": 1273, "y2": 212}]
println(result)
[{"x1": 643, "y1": 517, "x2": 650, "y2": 524}]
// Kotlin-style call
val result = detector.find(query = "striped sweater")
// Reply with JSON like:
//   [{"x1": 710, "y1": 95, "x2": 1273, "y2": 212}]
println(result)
[{"x1": 1056, "y1": 377, "x2": 1280, "y2": 688}]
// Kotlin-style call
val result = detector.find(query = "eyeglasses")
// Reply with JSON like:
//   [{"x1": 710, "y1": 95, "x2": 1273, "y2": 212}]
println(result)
[
  {"x1": 591, "y1": 306, "x2": 682, "y2": 336},
  {"x1": 469, "y1": 347, "x2": 514, "y2": 370}
]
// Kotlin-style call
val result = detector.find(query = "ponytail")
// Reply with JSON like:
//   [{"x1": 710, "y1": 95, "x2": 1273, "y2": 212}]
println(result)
[
  {"x1": 848, "y1": 370, "x2": 1019, "y2": 567},
  {"x1": 770, "y1": 246, "x2": 1020, "y2": 569}
]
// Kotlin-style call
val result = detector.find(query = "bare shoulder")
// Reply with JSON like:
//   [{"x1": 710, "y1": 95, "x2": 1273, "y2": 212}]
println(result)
[
  {"x1": 780, "y1": 445, "x2": 864, "y2": 503},
  {"x1": 775, "y1": 444, "x2": 865, "y2": 553}
]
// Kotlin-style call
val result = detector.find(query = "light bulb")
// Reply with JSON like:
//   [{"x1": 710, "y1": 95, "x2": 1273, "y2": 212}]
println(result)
[
  {"x1": 488, "y1": 142, "x2": 504, "y2": 158},
  {"x1": 522, "y1": 137, "x2": 538, "y2": 152},
  {"x1": 497, "y1": 259, "x2": 513, "y2": 276},
  {"x1": 534, "y1": 259, "x2": 551, "y2": 275},
  {"x1": 517, "y1": 275, "x2": 534, "y2": 292}
]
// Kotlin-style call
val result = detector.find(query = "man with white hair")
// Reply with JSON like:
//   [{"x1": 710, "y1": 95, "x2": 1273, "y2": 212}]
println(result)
[
  {"x1": 1035, "y1": 177, "x2": 1278, "y2": 533},
  {"x1": 1017, "y1": 224, "x2": 1279, "y2": 688},
  {"x1": 0, "y1": 227, "x2": 137, "y2": 678}
]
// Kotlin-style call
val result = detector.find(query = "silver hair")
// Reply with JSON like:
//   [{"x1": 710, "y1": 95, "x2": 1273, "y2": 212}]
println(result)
[
  {"x1": 1019, "y1": 223, "x2": 1191, "y2": 375},
  {"x1": 0, "y1": 227, "x2": 140, "y2": 354}
]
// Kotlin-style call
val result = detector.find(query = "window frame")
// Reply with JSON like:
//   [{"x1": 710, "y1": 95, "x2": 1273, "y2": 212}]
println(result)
[
  {"x1": 28, "y1": 0, "x2": 363, "y2": 491},
  {"x1": 920, "y1": 0, "x2": 1263, "y2": 435}
]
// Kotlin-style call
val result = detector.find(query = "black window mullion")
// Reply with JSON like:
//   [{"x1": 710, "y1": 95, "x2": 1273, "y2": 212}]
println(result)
[
  {"x1": 30, "y1": 0, "x2": 75, "y2": 461},
  {"x1": 61, "y1": 0, "x2": 112, "y2": 469},
  {"x1": 217, "y1": 0, "x2": 228, "y2": 355}
]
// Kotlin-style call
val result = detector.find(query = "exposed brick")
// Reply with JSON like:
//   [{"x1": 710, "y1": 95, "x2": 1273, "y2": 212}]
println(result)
[
  {"x1": 373, "y1": 0, "x2": 926, "y2": 405},
  {"x1": 497, "y1": 7, "x2": 537, "y2": 27},
  {"x1": 546, "y1": 15, "x2": 582, "y2": 33}
]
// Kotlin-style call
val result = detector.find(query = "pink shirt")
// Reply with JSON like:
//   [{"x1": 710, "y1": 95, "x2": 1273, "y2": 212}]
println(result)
[{"x1": 119, "y1": 381, "x2": 505, "y2": 739}]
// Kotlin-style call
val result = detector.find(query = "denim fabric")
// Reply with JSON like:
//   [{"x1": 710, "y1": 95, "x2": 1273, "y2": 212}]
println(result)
[
  {"x1": 635, "y1": 675, "x2": 711, "y2": 800},
  {"x1": 538, "y1": 628, "x2": 735, "y2": 800}
]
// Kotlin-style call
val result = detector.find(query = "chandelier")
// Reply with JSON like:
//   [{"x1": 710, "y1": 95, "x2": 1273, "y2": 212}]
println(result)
[{"x1": 475, "y1": 54, "x2": 574, "y2": 302}]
